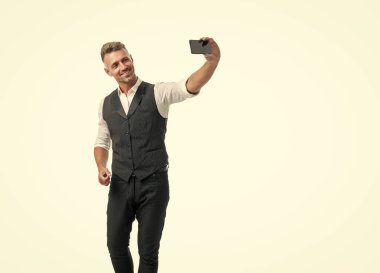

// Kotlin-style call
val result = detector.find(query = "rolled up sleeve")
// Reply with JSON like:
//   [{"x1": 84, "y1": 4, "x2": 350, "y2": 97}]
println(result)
[
  {"x1": 154, "y1": 79, "x2": 199, "y2": 118},
  {"x1": 94, "y1": 98, "x2": 111, "y2": 150}
]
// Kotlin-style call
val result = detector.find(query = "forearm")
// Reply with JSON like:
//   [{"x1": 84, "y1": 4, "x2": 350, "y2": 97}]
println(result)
[
  {"x1": 94, "y1": 146, "x2": 109, "y2": 170},
  {"x1": 186, "y1": 60, "x2": 219, "y2": 93}
]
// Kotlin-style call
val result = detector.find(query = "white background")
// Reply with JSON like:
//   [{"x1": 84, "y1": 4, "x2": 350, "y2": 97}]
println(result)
[{"x1": 1, "y1": 0, "x2": 379, "y2": 272}]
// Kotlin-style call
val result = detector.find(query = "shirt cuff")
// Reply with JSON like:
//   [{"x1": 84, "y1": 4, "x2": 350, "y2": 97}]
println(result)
[{"x1": 94, "y1": 143, "x2": 110, "y2": 151}]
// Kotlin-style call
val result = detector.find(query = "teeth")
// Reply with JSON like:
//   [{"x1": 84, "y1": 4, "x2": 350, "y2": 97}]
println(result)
[{"x1": 121, "y1": 70, "x2": 130, "y2": 76}]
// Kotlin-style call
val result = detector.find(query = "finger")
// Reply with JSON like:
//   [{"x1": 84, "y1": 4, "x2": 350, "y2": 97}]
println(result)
[
  {"x1": 102, "y1": 176, "x2": 110, "y2": 185},
  {"x1": 200, "y1": 37, "x2": 209, "y2": 46},
  {"x1": 99, "y1": 176, "x2": 105, "y2": 183},
  {"x1": 101, "y1": 179, "x2": 109, "y2": 186},
  {"x1": 200, "y1": 37, "x2": 215, "y2": 45},
  {"x1": 99, "y1": 173, "x2": 108, "y2": 182},
  {"x1": 100, "y1": 179, "x2": 110, "y2": 186}
]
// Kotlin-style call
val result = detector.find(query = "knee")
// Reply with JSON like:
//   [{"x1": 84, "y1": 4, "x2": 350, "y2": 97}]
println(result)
[
  {"x1": 139, "y1": 249, "x2": 159, "y2": 266},
  {"x1": 107, "y1": 245, "x2": 128, "y2": 257},
  {"x1": 107, "y1": 238, "x2": 130, "y2": 257},
  {"x1": 140, "y1": 253, "x2": 158, "y2": 266}
]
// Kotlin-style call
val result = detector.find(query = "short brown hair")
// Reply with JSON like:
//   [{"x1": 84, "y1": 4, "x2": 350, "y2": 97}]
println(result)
[{"x1": 100, "y1": 41, "x2": 127, "y2": 62}]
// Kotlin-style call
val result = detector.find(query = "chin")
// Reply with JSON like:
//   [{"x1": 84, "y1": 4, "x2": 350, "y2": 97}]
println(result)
[
  {"x1": 125, "y1": 77, "x2": 134, "y2": 83},
  {"x1": 117, "y1": 77, "x2": 131, "y2": 84}
]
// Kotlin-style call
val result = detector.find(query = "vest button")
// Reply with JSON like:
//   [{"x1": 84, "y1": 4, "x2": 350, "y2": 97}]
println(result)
[{"x1": 125, "y1": 132, "x2": 129, "y2": 135}]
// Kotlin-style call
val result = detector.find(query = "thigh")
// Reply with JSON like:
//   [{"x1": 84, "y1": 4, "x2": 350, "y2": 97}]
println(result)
[
  {"x1": 107, "y1": 175, "x2": 136, "y2": 253},
  {"x1": 135, "y1": 172, "x2": 170, "y2": 251}
]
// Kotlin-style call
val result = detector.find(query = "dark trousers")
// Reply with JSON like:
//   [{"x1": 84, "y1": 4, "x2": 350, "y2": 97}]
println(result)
[{"x1": 106, "y1": 170, "x2": 170, "y2": 273}]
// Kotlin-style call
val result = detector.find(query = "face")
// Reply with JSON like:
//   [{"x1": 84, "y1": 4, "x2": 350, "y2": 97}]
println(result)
[{"x1": 103, "y1": 49, "x2": 137, "y2": 85}]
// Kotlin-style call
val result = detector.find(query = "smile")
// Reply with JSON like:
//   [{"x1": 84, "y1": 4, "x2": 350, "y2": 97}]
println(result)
[{"x1": 120, "y1": 70, "x2": 131, "y2": 77}]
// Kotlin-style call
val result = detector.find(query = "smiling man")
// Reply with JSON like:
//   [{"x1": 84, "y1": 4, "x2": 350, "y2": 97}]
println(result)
[{"x1": 94, "y1": 37, "x2": 220, "y2": 273}]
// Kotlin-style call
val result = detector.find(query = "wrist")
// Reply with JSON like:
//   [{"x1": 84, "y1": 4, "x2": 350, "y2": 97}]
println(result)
[
  {"x1": 97, "y1": 164, "x2": 107, "y2": 171},
  {"x1": 205, "y1": 58, "x2": 219, "y2": 67}
]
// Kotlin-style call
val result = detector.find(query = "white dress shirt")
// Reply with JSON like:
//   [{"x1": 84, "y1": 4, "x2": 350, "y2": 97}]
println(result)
[{"x1": 94, "y1": 77, "x2": 198, "y2": 150}]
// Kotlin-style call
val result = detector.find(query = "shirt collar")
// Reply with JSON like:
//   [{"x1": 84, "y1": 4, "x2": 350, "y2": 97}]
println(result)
[{"x1": 117, "y1": 77, "x2": 142, "y2": 97}]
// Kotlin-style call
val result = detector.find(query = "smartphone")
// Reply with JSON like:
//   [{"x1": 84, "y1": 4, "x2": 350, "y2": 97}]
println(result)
[{"x1": 189, "y1": 39, "x2": 212, "y2": 54}]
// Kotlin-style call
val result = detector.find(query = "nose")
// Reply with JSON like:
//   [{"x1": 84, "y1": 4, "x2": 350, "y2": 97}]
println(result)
[{"x1": 120, "y1": 62, "x2": 127, "y2": 70}]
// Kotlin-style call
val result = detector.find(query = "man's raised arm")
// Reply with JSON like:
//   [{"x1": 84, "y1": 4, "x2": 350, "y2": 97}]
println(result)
[{"x1": 186, "y1": 37, "x2": 221, "y2": 94}]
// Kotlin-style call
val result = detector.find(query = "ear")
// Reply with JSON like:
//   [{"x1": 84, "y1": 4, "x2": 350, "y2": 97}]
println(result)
[{"x1": 104, "y1": 67, "x2": 111, "y2": 77}]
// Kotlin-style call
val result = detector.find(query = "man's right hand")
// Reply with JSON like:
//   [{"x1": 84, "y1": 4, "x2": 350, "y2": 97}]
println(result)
[{"x1": 98, "y1": 167, "x2": 111, "y2": 186}]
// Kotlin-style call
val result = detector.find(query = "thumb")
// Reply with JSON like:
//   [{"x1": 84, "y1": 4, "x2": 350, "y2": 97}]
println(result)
[{"x1": 103, "y1": 170, "x2": 111, "y2": 178}]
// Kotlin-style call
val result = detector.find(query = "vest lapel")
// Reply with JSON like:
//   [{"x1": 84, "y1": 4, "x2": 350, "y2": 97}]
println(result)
[
  {"x1": 110, "y1": 89, "x2": 128, "y2": 120},
  {"x1": 127, "y1": 81, "x2": 146, "y2": 118}
]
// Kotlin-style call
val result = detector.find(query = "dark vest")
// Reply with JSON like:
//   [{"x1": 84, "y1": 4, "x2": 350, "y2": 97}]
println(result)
[{"x1": 102, "y1": 81, "x2": 168, "y2": 181}]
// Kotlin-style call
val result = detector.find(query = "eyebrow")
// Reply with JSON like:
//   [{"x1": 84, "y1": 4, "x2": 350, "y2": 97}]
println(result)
[
  {"x1": 110, "y1": 57, "x2": 130, "y2": 68},
  {"x1": 111, "y1": 60, "x2": 119, "y2": 68}
]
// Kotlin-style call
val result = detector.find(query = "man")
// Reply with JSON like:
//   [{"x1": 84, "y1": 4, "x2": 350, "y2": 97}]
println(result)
[{"x1": 94, "y1": 37, "x2": 220, "y2": 273}]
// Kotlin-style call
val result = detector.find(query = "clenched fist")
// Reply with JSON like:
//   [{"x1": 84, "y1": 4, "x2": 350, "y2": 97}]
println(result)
[{"x1": 98, "y1": 167, "x2": 111, "y2": 186}]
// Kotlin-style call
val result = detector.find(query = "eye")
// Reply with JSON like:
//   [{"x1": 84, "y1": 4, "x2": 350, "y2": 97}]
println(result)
[{"x1": 122, "y1": 57, "x2": 130, "y2": 63}]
